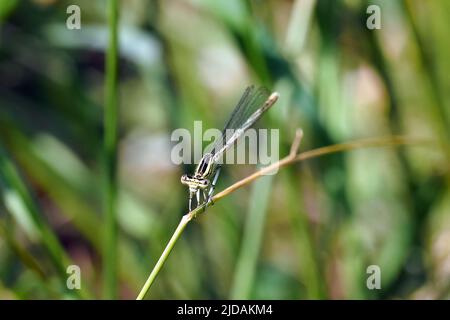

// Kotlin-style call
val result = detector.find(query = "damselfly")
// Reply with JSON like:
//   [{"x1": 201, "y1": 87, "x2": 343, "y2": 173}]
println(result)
[{"x1": 181, "y1": 85, "x2": 279, "y2": 211}]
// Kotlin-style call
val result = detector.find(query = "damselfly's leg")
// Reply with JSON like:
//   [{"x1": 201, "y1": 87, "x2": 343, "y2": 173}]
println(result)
[
  {"x1": 188, "y1": 193, "x2": 193, "y2": 212},
  {"x1": 196, "y1": 190, "x2": 201, "y2": 209},
  {"x1": 206, "y1": 167, "x2": 221, "y2": 206}
]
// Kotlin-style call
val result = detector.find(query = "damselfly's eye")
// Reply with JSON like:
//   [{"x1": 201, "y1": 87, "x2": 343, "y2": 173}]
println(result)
[
  {"x1": 180, "y1": 174, "x2": 189, "y2": 184},
  {"x1": 199, "y1": 179, "x2": 209, "y2": 188}
]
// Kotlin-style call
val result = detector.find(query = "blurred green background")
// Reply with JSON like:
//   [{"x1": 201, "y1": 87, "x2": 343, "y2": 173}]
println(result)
[{"x1": 0, "y1": 0, "x2": 449, "y2": 299}]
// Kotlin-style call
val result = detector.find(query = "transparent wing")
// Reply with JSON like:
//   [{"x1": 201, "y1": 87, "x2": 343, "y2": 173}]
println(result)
[
  {"x1": 222, "y1": 86, "x2": 271, "y2": 133},
  {"x1": 208, "y1": 85, "x2": 273, "y2": 162}
]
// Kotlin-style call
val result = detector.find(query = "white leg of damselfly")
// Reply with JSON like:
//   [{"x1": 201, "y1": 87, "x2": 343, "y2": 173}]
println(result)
[{"x1": 196, "y1": 190, "x2": 201, "y2": 208}]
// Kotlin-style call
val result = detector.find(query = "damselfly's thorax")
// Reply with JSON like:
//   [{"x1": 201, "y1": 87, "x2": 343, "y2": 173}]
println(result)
[{"x1": 194, "y1": 153, "x2": 214, "y2": 178}]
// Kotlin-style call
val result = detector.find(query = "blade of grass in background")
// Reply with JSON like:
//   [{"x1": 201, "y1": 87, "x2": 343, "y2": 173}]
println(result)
[
  {"x1": 103, "y1": 0, "x2": 119, "y2": 299},
  {"x1": 403, "y1": 1, "x2": 450, "y2": 159},
  {"x1": 0, "y1": 147, "x2": 89, "y2": 299},
  {"x1": 230, "y1": 175, "x2": 273, "y2": 299},
  {"x1": 0, "y1": 219, "x2": 46, "y2": 280},
  {"x1": 284, "y1": 169, "x2": 324, "y2": 299},
  {"x1": 0, "y1": 117, "x2": 146, "y2": 294}
]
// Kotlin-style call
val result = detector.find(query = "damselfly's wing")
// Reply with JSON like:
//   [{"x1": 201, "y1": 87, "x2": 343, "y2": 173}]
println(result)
[
  {"x1": 222, "y1": 86, "x2": 271, "y2": 134},
  {"x1": 208, "y1": 86, "x2": 273, "y2": 162}
]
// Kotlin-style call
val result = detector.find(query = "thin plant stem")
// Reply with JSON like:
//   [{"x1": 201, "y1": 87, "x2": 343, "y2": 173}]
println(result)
[
  {"x1": 103, "y1": 0, "x2": 119, "y2": 299},
  {"x1": 214, "y1": 134, "x2": 428, "y2": 201},
  {"x1": 136, "y1": 132, "x2": 432, "y2": 299},
  {"x1": 136, "y1": 214, "x2": 192, "y2": 300}
]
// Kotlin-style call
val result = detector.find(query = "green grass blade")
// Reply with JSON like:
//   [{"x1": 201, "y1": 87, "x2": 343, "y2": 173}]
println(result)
[
  {"x1": 102, "y1": 0, "x2": 119, "y2": 299},
  {"x1": 230, "y1": 175, "x2": 273, "y2": 299},
  {"x1": 0, "y1": 147, "x2": 89, "y2": 298}
]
